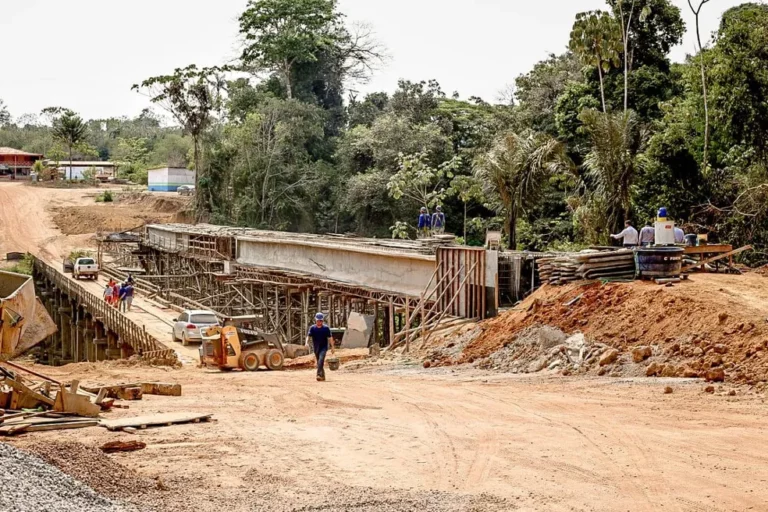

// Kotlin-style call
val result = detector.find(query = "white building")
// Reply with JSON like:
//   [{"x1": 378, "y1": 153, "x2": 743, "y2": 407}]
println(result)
[
  {"x1": 147, "y1": 167, "x2": 195, "y2": 192},
  {"x1": 46, "y1": 160, "x2": 119, "y2": 181}
]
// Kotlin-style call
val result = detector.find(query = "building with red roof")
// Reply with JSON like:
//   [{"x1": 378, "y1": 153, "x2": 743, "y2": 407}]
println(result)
[{"x1": 0, "y1": 147, "x2": 43, "y2": 179}]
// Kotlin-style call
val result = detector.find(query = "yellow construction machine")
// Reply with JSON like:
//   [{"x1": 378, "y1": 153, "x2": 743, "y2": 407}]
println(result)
[{"x1": 200, "y1": 316, "x2": 287, "y2": 372}]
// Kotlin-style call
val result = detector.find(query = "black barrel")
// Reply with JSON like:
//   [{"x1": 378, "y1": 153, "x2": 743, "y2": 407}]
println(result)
[{"x1": 635, "y1": 247, "x2": 684, "y2": 279}]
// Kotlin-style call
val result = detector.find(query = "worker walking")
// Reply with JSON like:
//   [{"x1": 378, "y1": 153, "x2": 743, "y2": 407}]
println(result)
[
  {"x1": 639, "y1": 221, "x2": 655, "y2": 247},
  {"x1": 417, "y1": 207, "x2": 431, "y2": 239},
  {"x1": 306, "y1": 313, "x2": 334, "y2": 382},
  {"x1": 611, "y1": 220, "x2": 639, "y2": 248},
  {"x1": 431, "y1": 206, "x2": 446, "y2": 235}
]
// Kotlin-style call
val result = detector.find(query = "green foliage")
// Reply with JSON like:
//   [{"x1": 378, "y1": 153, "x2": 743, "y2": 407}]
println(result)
[
  {"x1": 569, "y1": 10, "x2": 622, "y2": 111},
  {"x1": 475, "y1": 130, "x2": 572, "y2": 247},
  {"x1": 67, "y1": 250, "x2": 93, "y2": 261},
  {"x1": 387, "y1": 152, "x2": 459, "y2": 209},
  {"x1": 389, "y1": 221, "x2": 410, "y2": 240},
  {"x1": 51, "y1": 109, "x2": 88, "y2": 180},
  {"x1": 95, "y1": 191, "x2": 114, "y2": 203},
  {"x1": 579, "y1": 109, "x2": 647, "y2": 235},
  {"x1": 5, "y1": 254, "x2": 34, "y2": 275},
  {"x1": 239, "y1": 0, "x2": 342, "y2": 99}
]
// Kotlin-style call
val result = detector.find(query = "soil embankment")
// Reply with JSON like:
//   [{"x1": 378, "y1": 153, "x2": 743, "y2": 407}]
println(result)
[{"x1": 421, "y1": 274, "x2": 768, "y2": 386}]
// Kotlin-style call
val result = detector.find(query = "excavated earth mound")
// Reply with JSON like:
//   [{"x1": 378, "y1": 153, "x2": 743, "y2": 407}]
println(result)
[
  {"x1": 52, "y1": 193, "x2": 192, "y2": 235},
  {"x1": 421, "y1": 273, "x2": 768, "y2": 387}
]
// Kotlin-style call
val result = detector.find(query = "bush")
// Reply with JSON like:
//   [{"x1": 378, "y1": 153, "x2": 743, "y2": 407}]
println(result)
[
  {"x1": 5, "y1": 254, "x2": 34, "y2": 275},
  {"x1": 68, "y1": 250, "x2": 93, "y2": 262},
  {"x1": 95, "y1": 191, "x2": 114, "y2": 203}
]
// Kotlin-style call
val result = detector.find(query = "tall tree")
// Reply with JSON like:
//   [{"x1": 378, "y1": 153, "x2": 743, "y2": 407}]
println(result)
[
  {"x1": 475, "y1": 130, "x2": 572, "y2": 248},
  {"x1": 569, "y1": 11, "x2": 622, "y2": 113},
  {"x1": 239, "y1": 0, "x2": 343, "y2": 99},
  {"x1": 579, "y1": 109, "x2": 646, "y2": 232},
  {"x1": 50, "y1": 110, "x2": 88, "y2": 180},
  {"x1": 688, "y1": 0, "x2": 711, "y2": 171},
  {"x1": 133, "y1": 65, "x2": 226, "y2": 218}
]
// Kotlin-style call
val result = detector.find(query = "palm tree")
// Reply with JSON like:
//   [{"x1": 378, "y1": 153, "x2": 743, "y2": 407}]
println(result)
[
  {"x1": 475, "y1": 130, "x2": 572, "y2": 248},
  {"x1": 579, "y1": 108, "x2": 646, "y2": 233},
  {"x1": 52, "y1": 111, "x2": 88, "y2": 180},
  {"x1": 569, "y1": 11, "x2": 622, "y2": 113}
]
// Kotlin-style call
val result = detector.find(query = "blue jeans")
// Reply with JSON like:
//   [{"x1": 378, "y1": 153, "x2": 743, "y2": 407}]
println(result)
[{"x1": 314, "y1": 343, "x2": 327, "y2": 378}]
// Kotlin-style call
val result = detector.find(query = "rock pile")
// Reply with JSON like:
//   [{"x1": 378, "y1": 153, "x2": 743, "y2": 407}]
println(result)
[
  {"x1": 0, "y1": 443, "x2": 130, "y2": 512},
  {"x1": 475, "y1": 326, "x2": 612, "y2": 375}
]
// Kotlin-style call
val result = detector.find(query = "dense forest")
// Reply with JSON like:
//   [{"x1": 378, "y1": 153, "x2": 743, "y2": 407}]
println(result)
[{"x1": 2, "y1": 0, "x2": 768, "y2": 261}]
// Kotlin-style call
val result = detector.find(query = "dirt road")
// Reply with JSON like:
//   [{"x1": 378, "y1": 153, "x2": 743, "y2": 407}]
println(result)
[{"x1": 2, "y1": 183, "x2": 768, "y2": 511}]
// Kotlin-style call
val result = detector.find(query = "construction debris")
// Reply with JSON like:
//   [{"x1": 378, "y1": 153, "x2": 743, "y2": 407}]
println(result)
[
  {"x1": 99, "y1": 440, "x2": 146, "y2": 453},
  {"x1": 82, "y1": 382, "x2": 182, "y2": 398},
  {"x1": 0, "y1": 362, "x2": 196, "y2": 436}
]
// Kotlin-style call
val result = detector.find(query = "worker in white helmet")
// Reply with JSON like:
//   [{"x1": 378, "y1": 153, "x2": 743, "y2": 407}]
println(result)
[{"x1": 305, "y1": 312, "x2": 334, "y2": 381}]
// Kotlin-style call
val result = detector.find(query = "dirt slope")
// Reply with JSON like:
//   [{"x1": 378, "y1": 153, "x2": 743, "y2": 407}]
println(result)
[
  {"x1": 52, "y1": 192, "x2": 191, "y2": 235},
  {"x1": 425, "y1": 275, "x2": 768, "y2": 385}
]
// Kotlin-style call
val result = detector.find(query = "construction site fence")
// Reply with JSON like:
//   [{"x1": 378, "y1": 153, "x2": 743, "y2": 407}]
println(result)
[{"x1": 33, "y1": 258, "x2": 177, "y2": 363}]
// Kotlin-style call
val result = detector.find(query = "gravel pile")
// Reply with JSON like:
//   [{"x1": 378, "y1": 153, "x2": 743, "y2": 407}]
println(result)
[
  {"x1": 22, "y1": 441, "x2": 156, "y2": 501},
  {"x1": 0, "y1": 442, "x2": 131, "y2": 512}
]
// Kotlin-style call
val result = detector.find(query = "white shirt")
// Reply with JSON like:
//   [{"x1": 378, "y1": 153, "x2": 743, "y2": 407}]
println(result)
[
  {"x1": 612, "y1": 226, "x2": 639, "y2": 245},
  {"x1": 674, "y1": 227, "x2": 685, "y2": 244}
]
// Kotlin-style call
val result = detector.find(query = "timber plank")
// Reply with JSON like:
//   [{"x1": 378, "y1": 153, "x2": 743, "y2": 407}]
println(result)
[{"x1": 100, "y1": 412, "x2": 213, "y2": 431}]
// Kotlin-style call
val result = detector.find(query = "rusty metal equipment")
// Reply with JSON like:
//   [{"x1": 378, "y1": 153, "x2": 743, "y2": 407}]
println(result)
[{"x1": 200, "y1": 316, "x2": 286, "y2": 372}]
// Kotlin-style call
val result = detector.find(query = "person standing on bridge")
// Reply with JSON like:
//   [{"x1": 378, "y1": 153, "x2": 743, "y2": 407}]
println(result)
[
  {"x1": 103, "y1": 283, "x2": 114, "y2": 304},
  {"x1": 417, "y1": 207, "x2": 431, "y2": 239},
  {"x1": 124, "y1": 282, "x2": 135, "y2": 312},
  {"x1": 306, "y1": 313, "x2": 334, "y2": 382},
  {"x1": 431, "y1": 206, "x2": 446, "y2": 235}
]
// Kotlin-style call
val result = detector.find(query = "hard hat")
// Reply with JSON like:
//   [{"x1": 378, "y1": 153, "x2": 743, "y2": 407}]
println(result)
[
  {"x1": 436, "y1": 205, "x2": 442, "y2": 211},
  {"x1": 315, "y1": 312, "x2": 325, "y2": 321},
  {"x1": 420, "y1": 207, "x2": 427, "y2": 212}
]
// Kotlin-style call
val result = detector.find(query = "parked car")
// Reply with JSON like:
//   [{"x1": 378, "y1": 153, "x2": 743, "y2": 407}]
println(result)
[
  {"x1": 72, "y1": 257, "x2": 99, "y2": 280},
  {"x1": 177, "y1": 185, "x2": 195, "y2": 196},
  {"x1": 172, "y1": 310, "x2": 220, "y2": 346}
]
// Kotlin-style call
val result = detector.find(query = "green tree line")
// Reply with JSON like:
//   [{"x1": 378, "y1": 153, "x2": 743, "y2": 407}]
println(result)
[{"x1": 4, "y1": 0, "x2": 768, "y2": 262}]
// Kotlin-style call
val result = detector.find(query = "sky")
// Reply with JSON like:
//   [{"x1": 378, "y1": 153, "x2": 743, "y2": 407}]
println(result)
[{"x1": 0, "y1": 0, "x2": 748, "y2": 121}]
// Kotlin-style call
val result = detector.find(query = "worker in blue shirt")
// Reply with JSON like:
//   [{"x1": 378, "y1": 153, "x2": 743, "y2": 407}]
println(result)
[
  {"x1": 431, "y1": 206, "x2": 446, "y2": 235},
  {"x1": 305, "y1": 313, "x2": 334, "y2": 381},
  {"x1": 417, "y1": 207, "x2": 431, "y2": 239}
]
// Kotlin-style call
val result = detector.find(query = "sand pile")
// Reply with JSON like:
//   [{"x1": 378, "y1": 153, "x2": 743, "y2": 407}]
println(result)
[{"x1": 422, "y1": 275, "x2": 768, "y2": 386}]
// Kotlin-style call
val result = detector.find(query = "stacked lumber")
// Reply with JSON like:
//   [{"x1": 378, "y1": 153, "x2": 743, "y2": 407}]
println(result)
[
  {"x1": 537, "y1": 257, "x2": 580, "y2": 285},
  {"x1": 574, "y1": 250, "x2": 636, "y2": 280},
  {"x1": 537, "y1": 250, "x2": 636, "y2": 285}
]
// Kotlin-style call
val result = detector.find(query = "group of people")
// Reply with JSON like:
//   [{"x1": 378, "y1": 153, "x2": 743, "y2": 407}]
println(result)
[
  {"x1": 103, "y1": 275, "x2": 135, "y2": 312},
  {"x1": 611, "y1": 220, "x2": 686, "y2": 247},
  {"x1": 417, "y1": 206, "x2": 446, "y2": 239}
]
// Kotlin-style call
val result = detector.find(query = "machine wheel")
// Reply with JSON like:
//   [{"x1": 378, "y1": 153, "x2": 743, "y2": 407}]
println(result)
[
  {"x1": 265, "y1": 349, "x2": 284, "y2": 371},
  {"x1": 171, "y1": 331, "x2": 177, "y2": 343},
  {"x1": 182, "y1": 333, "x2": 190, "y2": 347},
  {"x1": 242, "y1": 352, "x2": 260, "y2": 372}
]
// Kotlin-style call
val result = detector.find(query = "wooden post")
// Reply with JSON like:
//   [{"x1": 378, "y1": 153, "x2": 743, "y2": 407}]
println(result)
[
  {"x1": 404, "y1": 299, "x2": 410, "y2": 353},
  {"x1": 388, "y1": 300, "x2": 395, "y2": 347}
]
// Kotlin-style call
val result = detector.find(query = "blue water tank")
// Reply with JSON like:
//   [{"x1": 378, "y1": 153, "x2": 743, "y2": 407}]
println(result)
[{"x1": 657, "y1": 207, "x2": 668, "y2": 219}]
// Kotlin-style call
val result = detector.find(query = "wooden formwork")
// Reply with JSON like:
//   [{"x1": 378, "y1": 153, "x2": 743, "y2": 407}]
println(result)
[{"x1": 435, "y1": 247, "x2": 486, "y2": 320}]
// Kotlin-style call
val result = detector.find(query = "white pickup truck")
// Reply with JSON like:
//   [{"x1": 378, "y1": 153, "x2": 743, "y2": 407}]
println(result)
[{"x1": 73, "y1": 257, "x2": 99, "y2": 280}]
